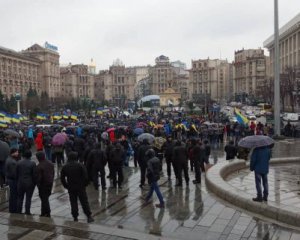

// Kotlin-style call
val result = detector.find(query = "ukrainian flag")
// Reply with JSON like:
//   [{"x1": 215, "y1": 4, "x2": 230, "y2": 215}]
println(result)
[
  {"x1": 0, "y1": 111, "x2": 7, "y2": 117},
  {"x1": 3, "y1": 114, "x2": 12, "y2": 123},
  {"x1": 62, "y1": 112, "x2": 69, "y2": 120},
  {"x1": 0, "y1": 121, "x2": 7, "y2": 128},
  {"x1": 21, "y1": 115, "x2": 29, "y2": 121},
  {"x1": 12, "y1": 114, "x2": 21, "y2": 123},
  {"x1": 234, "y1": 108, "x2": 249, "y2": 125},
  {"x1": 53, "y1": 113, "x2": 62, "y2": 120},
  {"x1": 36, "y1": 113, "x2": 47, "y2": 120},
  {"x1": 71, "y1": 112, "x2": 78, "y2": 121}
]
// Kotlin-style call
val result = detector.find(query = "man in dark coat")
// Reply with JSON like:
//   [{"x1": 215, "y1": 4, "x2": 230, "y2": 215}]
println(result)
[
  {"x1": 87, "y1": 144, "x2": 107, "y2": 190},
  {"x1": 162, "y1": 136, "x2": 174, "y2": 180},
  {"x1": 36, "y1": 151, "x2": 54, "y2": 217},
  {"x1": 203, "y1": 140, "x2": 211, "y2": 172},
  {"x1": 73, "y1": 136, "x2": 85, "y2": 162},
  {"x1": 137, "y1": 139, "x2": 151, "y2": 188},
  {"x1": 16, "y1": 150, "x2": 37, "y2": 215},
  {"x1": 173, "y1": 141, "x2": 189, "y2": 186},
  {"x1": 224, "y1": 140, "x2": 238, "y2": 160},
  {"x1": 5, "y1": 148, "x2": 19, "y2": 213},
  {"x1": 110, "y1": 143, "x2": 124, "y2": 188},
  {"x1": 141, "y1": 149, "x2": 164, "y2": 208},
  {"x1": 60, "y1": 152, "x2": 94, "y2": 223},
  {"x1": 42, "y1": 132, "x2": 52, "y2": 161},
  {"x1": 191, "y1": 140, "x2": 205, "y2": 184}
]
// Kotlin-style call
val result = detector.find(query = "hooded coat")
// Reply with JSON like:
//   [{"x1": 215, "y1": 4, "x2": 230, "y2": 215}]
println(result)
[{"x1": 35, "y1": 132, "x2": 44, "y2": 151}]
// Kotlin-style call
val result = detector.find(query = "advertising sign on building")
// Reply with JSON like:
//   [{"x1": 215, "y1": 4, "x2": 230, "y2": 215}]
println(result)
[{"x1": 44, "y1": 42, "x2": 58, "y2": 51}]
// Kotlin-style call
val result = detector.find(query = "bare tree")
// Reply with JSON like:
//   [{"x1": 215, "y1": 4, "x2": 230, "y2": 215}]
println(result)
[{"x1": 258, "y1": 77, "x2": 274, "y2": 104}]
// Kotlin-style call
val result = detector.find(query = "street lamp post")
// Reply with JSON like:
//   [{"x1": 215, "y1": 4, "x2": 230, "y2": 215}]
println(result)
[
  {"x1": 274, "y1": 0, "x2": 281, "y2": 136},
  {"x1": 15, "y1": 93, "x2": 21, "y2": 115}
]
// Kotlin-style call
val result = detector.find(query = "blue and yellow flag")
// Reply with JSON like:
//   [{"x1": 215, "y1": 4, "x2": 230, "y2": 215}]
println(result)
[
  {"x1": 62, "y1": 111, "x2": 69, "y2": 120},
  {"x1": 0, "y1": 121, "x2": 7, "y2": 128},
  {"x1": 36, "y1": 113, "x2": 47, "y2": 120},
  {"x1": 71, "y1": 112, "x2": 78, "y2": 121},
  {"x1": 0, "y1": 111, "x2": 7, "y2": 117},
  {"x1": 53, "y1": 113, "x2": 62, "y2": 120},
  {"x1": 234, "y1": 108, "x2": 249, "y2": 125},
  {"x1": 3, "y1": 114, "x2": 12, "y2": 123},
  {"x1": 12, "y1": 114, "x2": 21, "y2": 123}
]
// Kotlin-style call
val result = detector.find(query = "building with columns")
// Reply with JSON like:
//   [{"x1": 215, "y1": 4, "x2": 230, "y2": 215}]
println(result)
[
  {"x1": 22, "y1": 43, "x2": 60, "y2": 100},
  {"x1": 264, "y1": 13, "x2": 300, "y2": 73},
  {"x1": 60, "y1": 64, "x2": 95, "y2": 100},
  {"x1": 264, "y1": 13, "x2": 300, "y2": 110},
  {"x1": 190, "y1": 58, "x2": 230, "y2": 102},
  {"x1": 233, "y1": 49, "x2": 268, "y2": 98},
  {"x1": 0, "y1": 46, "x2": 41, "y2": 99}
]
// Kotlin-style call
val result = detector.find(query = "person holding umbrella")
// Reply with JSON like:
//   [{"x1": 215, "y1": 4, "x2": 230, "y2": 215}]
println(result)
[
  {"x1": 250, "y1": 146, "x2": 272, "y2": 202},
  {"x1": 238, "y1": 135, "x2": 274, "y2": 202}
]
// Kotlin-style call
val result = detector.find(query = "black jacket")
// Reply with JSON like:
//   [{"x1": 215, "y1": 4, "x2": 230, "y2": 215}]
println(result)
[
  {"x1": 173, "y1": 145, "x2": 188, "y2": 164},
  {"x1": 147, "y1": 156, "x2": 161, "y2": 183},
  {"x1": 73, "y1": 137, "x2": 85, "y2": 154},
  {"x1": 16, "y1": 158, "x2": 37, "y2": 188},
  {"x1": 87, "y1": 148, "x2": 107, "y2": 169},
  {"x1": 224, "y1": 144, "x2": 237, "y2": 160},
  {"x1": 137, "y1": 143, "x2": 151, "y2": 167},
  {"x1": 110, "y1": 145, "x2": 124, "y2": 167},
  {"x1": 163, "y1": 141, "x2": 174, "y2": 159},
  {"x1": 191, "y1": 144, "x2": 205, "y2": 163},
  {"x1": 37, "y1": 159, "x2": 54, "y2": 187},
  {"x1": 60, "y1": 159, "x2": 89, "y2": 191},
  {"x1": 5, "y1": 156, "x2": 17, "y2": 180}
]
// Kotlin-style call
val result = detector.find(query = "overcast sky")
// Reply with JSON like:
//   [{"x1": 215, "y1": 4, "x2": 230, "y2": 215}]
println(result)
[{"x1": 1, "y1": 0, "x2": 300, "y2": 70}]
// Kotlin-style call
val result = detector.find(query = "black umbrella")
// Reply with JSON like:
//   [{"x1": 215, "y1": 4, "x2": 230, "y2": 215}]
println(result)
[{"x1": 4, "y1": 129, "x2": 20, "y2": 138}]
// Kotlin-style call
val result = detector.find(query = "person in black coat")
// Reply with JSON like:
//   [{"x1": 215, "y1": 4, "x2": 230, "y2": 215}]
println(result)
[
  {"x1": 87, "y1": 144, "x2": 107, "y2": 190},
  {"x1": 137, "y1": 139, "x2": 151, "y2": 188},
  {"x1": 16, "y1": 150, "x2": 37, "y2": 215},
  {"x1": 60, "y1": 152, "x2": 94, "y2": 223},
  {"x1": 36, "y1": 151, "x2": 54, "y2": 217},
  {"x1": 172, "y1": 141, "x2": 189, "y2": 186},
  {"x1": 142, "y1": 149, "x2": 164, "y2": 208},
  {"x1": 5, "y1": 148, "x2": 19, "y2": 213},
  {"x1": 73, "y1": 136, "x2": 85, "y2": 162},
  {"x1": 190, "y1": 140, "x2": 205, "y2": 184},
  {"x1": 224, "y1": 140, "x2": 237, "y2": 160},
  {"x1": 110, "y1": 143, "x2": 124, "y2": 188},
  {"x1": 162, "y1": 136, "x2": 174, "y2": 180}
]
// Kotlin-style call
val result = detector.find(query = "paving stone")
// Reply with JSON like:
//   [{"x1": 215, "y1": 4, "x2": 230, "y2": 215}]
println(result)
[{"x1": 18, "y1": 230, "x2": 53, "y2": 240}]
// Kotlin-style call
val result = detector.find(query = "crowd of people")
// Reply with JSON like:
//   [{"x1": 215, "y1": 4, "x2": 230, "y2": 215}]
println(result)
[{"x1": 0, "y1": 111, "x2": 277, "y2": 222}]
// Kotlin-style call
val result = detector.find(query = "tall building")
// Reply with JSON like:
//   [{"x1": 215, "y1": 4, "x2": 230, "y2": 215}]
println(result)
[
  {"x1": 233, "y1": 49, "x2": 268, "y2": 97},
  {"x1": 88, "y1": 58, "x2": 96, "y2": 74},
  {"x1": 146, "y1": 56, "x2": 190, "y2": 100},
  {"x1": 264, "y1": 13, "x2": 300, "y2": 73},
  {"x1": 148, "y1": 55, "x2": 178, "y2": 95},
  {"x1": 0, "y1": 46, "x2": 41, "y2": 99},
  {"x1": 190, "y1": 58, "x2": 230, "y2": 102},
  {"x1": 22, "y1": 43, "x2": 60, "y2": 100},
  {"x1": 95, "y1": 70, "x2": 113, "y2": 103},
  {"x1": 134, "y1": 76, "x2": 151, "y2": 100},
  {"x1": 60, "y1": 64, "x2": 95, "y2": 100},
  {"x1": 228, "y1": 63, "x2": 235, "y2": 100}
]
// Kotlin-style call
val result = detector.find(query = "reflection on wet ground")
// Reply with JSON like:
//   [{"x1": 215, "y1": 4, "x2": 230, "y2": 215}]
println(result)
[{"x1": 0, "y1": 139, "x2": 300, "y2": 239}]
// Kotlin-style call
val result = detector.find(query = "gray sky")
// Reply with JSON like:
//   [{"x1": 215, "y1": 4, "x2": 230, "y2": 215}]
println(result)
[{"x1": 1, "y1": 0, "x2": 299, "y2": 70}]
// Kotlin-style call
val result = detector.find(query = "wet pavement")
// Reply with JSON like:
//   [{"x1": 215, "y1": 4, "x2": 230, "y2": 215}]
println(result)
[{"x1": 0, "y1": 138, "x2": 300, "y2": 239}]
